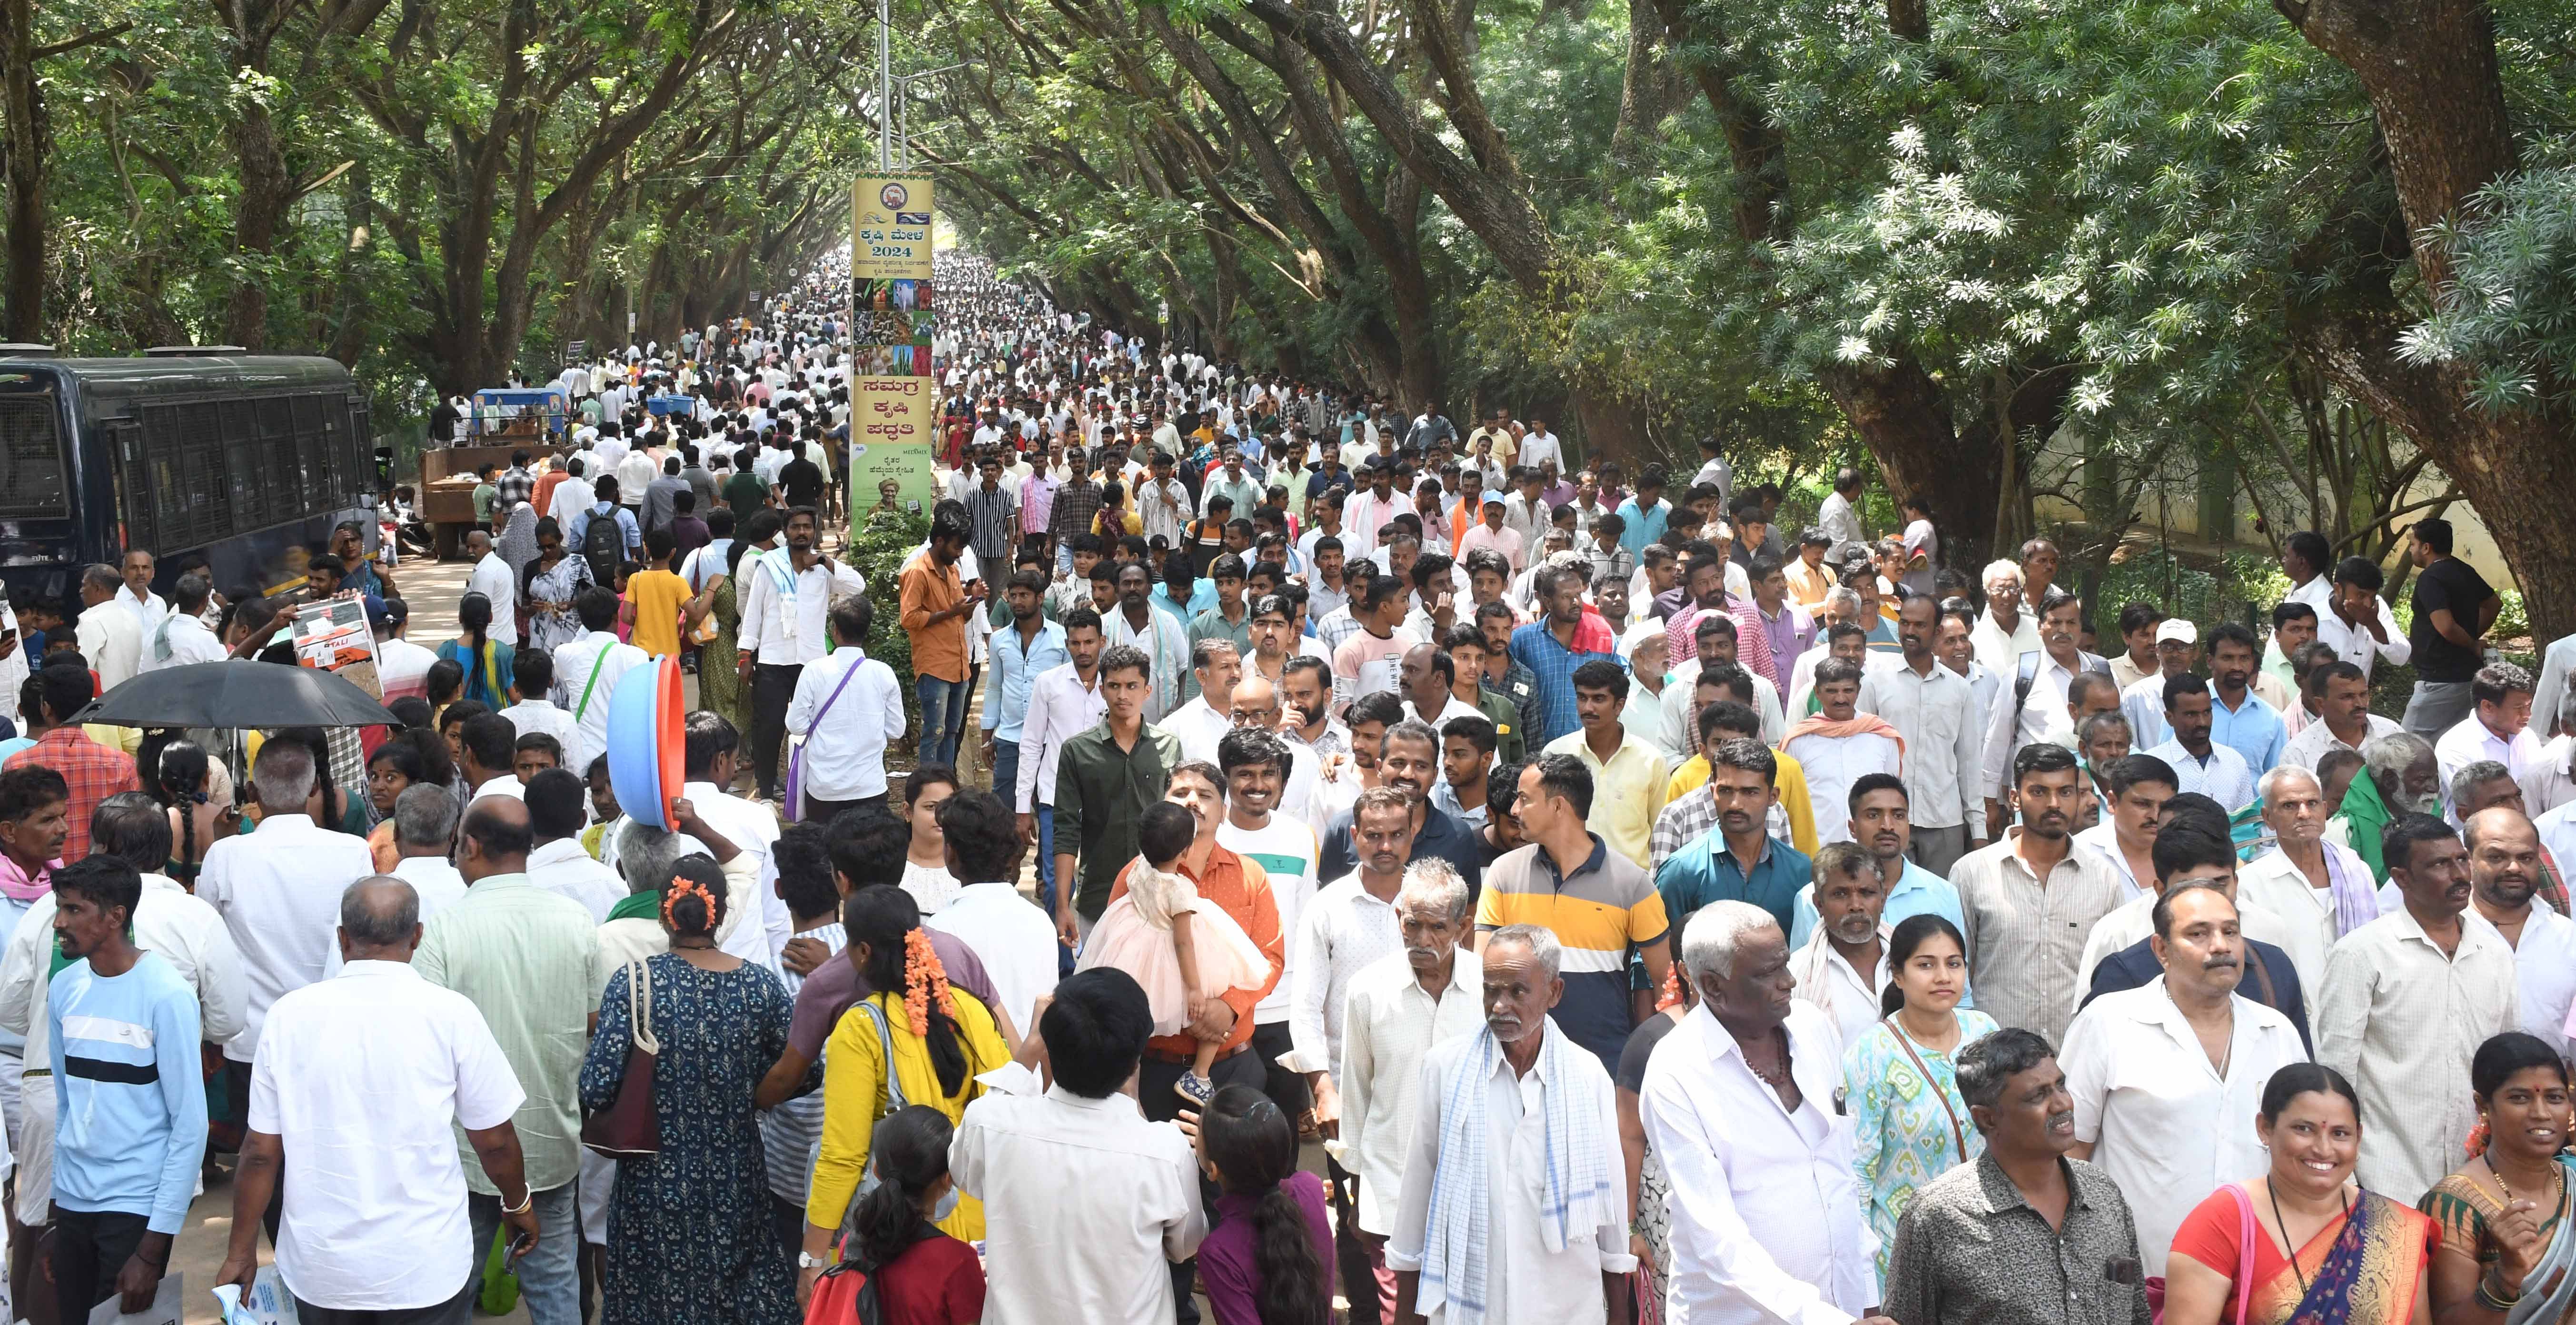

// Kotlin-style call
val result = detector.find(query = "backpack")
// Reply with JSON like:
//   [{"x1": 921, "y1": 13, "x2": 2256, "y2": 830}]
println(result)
[{"x1": 581, "y1": 506, "x2": 625, "y2": 584}]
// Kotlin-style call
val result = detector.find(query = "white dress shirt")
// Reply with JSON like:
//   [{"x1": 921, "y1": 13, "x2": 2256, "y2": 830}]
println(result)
[
  {"x1": 75, "y1": 602, "x2": 144, "y2": 692},
  {"x1": 143, "y1": 611, "x2": 226, "y2": 673},
  {"x1": 1980, "y1": 650, "x2": 2086, "y2": 797},
  {"x1": 951, "y1": 1071, "x2": 1206, "y2": 1325},
  {"x1": 1388, "y1": 1022, "x2": 1636, "y2": 1323},
  {"x1": 2235, "y1": 839, "x2": 2375, "y2": 963},
  {"x1": 2071, "y1": 889, "x2": 2320, "y2": 1021},
  {"x1": 1638, "y1": 1002, "x2": 1873, "y2": 1325},
  {"x1": 1281, "y1": 876, "x2": 1405, "y2": 1080},
  {"x1": 1968, "y1": 609, "x2": 2039, "y2": 676},
  {"x1": 0, "y1": 873, "x2": 248, "y2": 1064},
  {"x1": 736, "y1": 551, "x2": 866, "y2": 667},
  {"x1": 1788, "y1": 926, "x2": 1892, "y2": 1049},
  {"x1": 679, "y1": 781, "x2": 790, "y2": 964},
  {"x1": 198, "y1": 813, "x2": 377, "y2": 1063},
  {"x1": 549, "y1": 631, "x2": 648, "y2": 767},
  {"x1": 2317, "y1": 905, "x2": 2519, "y2": 1203},
  {"x1": 1858, "y1": 661, "x2": 1983, "y2": 832},
  {"x1": 322, "y1": 856, "x2": 469, "y2": 978},
  {"x1": 1015, "y1": 662, "x2": 1108, "y2": 813},
  {"x1": 117, "y1": 586, "x2": 168, "y2": 640},
  {"x1": 2495, "y1": 903, "x2": 2576, "y2": 1059},
  {"x1": 2315, "y1": 596, "x2": 2411, "y2": 680},
  {"x1": 1783, "y1": 731, "x2": 1901, "y2": 847},
  {"x1": 2060, "y1": 982, "x2": 2308, "y2": 1275},
  {"x1": 2282, "y1": 713, "x2": 2403, "y2": 773},
  {"x1": 923, "y1": 881, "x2": 1060, "y2": 1040},
  {"x1": 784, "y1": 645, "x2": 905, "y2": 802},
  {"x1": 1161, "y1": 695, "x2": 1232, "y2": 767},
  {"x1": 503, "y1": 699, "x2": 583, "y2": 773},
  {"x1": 1332, "y1": 947, "x2": 1484, "y2": 1234},
  {"x1": 466, "y1": 553, "x2": 520, "y2": 644},
  {"x1": 526, "y1": 837, "x2": 625, "y2": 921},
  {"x1": 2435, "y1": 713, "x2": 2546, "y2": 788},
  {"x1": 2142, "y1": 739, "x2": 2258, "y2": 813},
  {"x1": 251, "y1": 961, "x2": 526, "y2": 1310}
]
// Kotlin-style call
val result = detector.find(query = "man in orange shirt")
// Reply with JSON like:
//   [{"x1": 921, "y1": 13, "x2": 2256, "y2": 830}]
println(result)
[{"x1": 900, "y1": 506, "x2": 984, "y2": 768}]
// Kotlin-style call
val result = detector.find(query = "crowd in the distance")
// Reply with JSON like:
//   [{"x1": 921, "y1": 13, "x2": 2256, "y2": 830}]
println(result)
[{"x1": 0, "y1": 249, "x2": 2571, "y2": 1325}]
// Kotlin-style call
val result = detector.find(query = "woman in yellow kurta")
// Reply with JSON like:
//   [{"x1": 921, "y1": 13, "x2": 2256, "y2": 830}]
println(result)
[{"x1": 800, "y1": 887, "x2": 1009, "y2": 1287}]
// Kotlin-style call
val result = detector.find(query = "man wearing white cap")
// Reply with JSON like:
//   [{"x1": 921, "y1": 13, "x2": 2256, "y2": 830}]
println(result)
[{"x1": 2120, "y1": 617, "x2": 2202, "y2": 749}]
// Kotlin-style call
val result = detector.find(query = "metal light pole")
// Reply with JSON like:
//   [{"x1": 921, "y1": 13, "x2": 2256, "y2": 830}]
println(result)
[
  {"x1": 878, "y1": 0, "x2": 892, "y2": 170},
  {"x1": 892, "y1": 63, "x2": 965, "y2": 168}
]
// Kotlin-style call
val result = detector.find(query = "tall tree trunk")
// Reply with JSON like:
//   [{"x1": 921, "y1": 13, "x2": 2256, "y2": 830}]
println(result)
[
  {"x1": 224, "y1": 45, "x2": 292, "y2": 349},
  {"x1": 2279, "y1": 0, "x2": 2576, "y2": 637},
  {"x1": 0, "y1": 0, "x2": 43, "y2": 342}
]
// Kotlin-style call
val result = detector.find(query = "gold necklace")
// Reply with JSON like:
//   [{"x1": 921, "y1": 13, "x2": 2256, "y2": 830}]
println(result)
[{"x1": 2492, "y1": 1152, "x2": 2565, "y2": 1214}]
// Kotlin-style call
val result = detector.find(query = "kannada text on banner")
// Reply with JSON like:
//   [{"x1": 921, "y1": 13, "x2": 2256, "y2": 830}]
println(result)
[{"x1": 851, "y1": 175, "x2": 937, "y2": 508}]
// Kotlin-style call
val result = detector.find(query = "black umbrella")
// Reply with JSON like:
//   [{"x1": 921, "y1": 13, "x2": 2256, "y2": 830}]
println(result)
[{"x1": 72, "y1": 659, "x2": 403, "y2": 729}]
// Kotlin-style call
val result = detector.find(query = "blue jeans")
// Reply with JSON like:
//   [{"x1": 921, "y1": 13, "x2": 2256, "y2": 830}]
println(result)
[
  {"x1": 1037, "y1": 804, "x2": 1072, "y2": 975},
  {"x1": 468, "y1": 1181, "x2": 581, "y2": 1325},
  {"x1": 917, "y1": 674, "x2": 969, "y2": 768}
]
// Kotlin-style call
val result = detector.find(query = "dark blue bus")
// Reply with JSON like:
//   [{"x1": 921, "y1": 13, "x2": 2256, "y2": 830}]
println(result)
[{"x1": 0, "y1": 350, "x2": 373, "y2": 611}]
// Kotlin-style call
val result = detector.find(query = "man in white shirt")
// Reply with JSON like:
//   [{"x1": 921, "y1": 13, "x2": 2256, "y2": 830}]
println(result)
[
  {"x1": 142, "y1": 573, "x2": 227, "y2": 673},
  {"x1": 920, "y1": 789, "x2": 1056, "y2": 1036},
  {"x1": 784, "y1": 596, "x2": 906, "y2": 823},
  {"x1": 950, "y1": 967, "x2": 1206, "y2": 1325},
  {"x1": 2463, "y1": 806, "x2": 2576, "y2": 1059},
  {"x1": 214, "y1": 876, "x2": 540, "y2": 1322},
  {"x1": 196, "y1": 741, "x2": 375, "y2": 1077},
  {"x1": 548, "y1": 590, "x2": 647, "y2": 777},
  {"x1": 2237, "y1": 764, "x2": 2380, "y2": 960},
  {"x1": 2315, "y1": 555, "x2": 2411, "y2": 681},
  {"x1": 2143, "y1": 676, "x2": 2258, "y2": 814},
  {"x1": 735, "y1": 508, "x2": 866, "y2": 802},
  {"x1": 497, "y1": 650, "x2": 583, "y2": 772},
  {"x1": 1786, "y1": 843, "x2": 1893, "y2": 1046},
  {"x1": 1969, "y1": 559, "x2": 2039, "y2": 675},
  {"x1": 2318, "y1": 814, "x2": 2519, "y2": 1203},
  {"x1": 2434, "y1": 662, "x2": 2545, "y2": 788},
  {"x1": 1815, "y1": 469, "x2": 1866, "y2": 563},
  {"x1": 522, "y1": 769, "x2": 624, "y2": 920},
  {"x1": 1518, "y1": 419, "x2": 1562, "y2": 475},
  {"x1": 1859, "y1": 596, "x2": 1986, "y2": 873},
  {"x1": 73, "y1": 566, "x2": 143, "y2": 692},
  {"x1": 1783, "y1": 659, "x2": 1902, "y2": 846},
  {"x1": 1979, "y1": 588, "x2": 2103, "y2": 829},
  {"x1": 1388, "y1": 924, "x2": 1633, "y2": 1325},
  {"x1": 1319, "y1": 858, "x2": 1480, "y2": 1321},
  {"x1": 2061, "y1": 879, "x2": 2307, "y2": 1277},
  {"x1": 676, "y1": 714, "x2": 789, "y2": 965},
  {"x1": 1015, "y1": 610, "x2": 1107, "y2": 945},
  {"x1": 2282, "y1": 660, "x2": 2403, "y2": 772},
  {"x1": 456, "y1": 713, "x2": 528, "y2": 805},
  {"x1": 1639, "y1": 902, "x2": 1877, "y2": 1325},
  {"x1": 463, "y1": 529, "x2": 521, "y2": 646}
]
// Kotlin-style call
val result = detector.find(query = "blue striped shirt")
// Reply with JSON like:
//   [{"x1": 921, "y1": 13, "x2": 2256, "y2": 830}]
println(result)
[{"x1": 50, "y1": 951, "x2": 207, "y2": 1233}]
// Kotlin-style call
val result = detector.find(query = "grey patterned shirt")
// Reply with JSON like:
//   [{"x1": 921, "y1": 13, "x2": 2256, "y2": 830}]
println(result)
[{"x1": 1882, "y1": 1154, "x2": 2152, "y2": 1325}]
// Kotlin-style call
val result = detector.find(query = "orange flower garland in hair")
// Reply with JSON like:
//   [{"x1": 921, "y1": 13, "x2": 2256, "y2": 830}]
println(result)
[
  {"x1": 662, "y1": 876, "x2": 717, "y2": 932},
  {"x1": 902, "y1": 929, "x2": 958, "y2": 1036}
]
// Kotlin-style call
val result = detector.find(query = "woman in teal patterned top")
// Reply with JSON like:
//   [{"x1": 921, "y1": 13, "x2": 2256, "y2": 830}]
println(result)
[{"x1": 1843, "y1": 913, "x2": 1998, "y2": 1285}]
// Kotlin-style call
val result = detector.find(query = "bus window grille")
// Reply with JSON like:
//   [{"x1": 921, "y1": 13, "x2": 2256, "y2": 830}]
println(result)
[{"x1": 0, "y1": 396, "x2": 66, "y2": 517}]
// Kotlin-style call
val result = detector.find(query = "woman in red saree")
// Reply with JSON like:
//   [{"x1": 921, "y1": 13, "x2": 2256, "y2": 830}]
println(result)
[{"x1": 2162, "y1": 1063, "x2": 2436, "y2": 1325}]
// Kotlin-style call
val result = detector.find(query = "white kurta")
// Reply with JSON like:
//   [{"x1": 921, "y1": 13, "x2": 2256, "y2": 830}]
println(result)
[{"x1": 2316, "y1": 906, "x2": 2519, "y2": 1204}]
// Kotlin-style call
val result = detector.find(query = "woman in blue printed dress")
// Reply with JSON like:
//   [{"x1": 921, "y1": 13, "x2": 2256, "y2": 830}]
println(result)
[
  {"x1": 580, "y1": 854, "x2": 812, "y2": 1324},
  {"x1": 1843, "y1": 913, "x2": 1998, "y2": 1285}
]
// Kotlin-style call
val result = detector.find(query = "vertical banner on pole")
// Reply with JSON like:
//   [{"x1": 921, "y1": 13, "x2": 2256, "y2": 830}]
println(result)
[{"x1": 851, "y1": 175, "x2": 937, "y2": 510}]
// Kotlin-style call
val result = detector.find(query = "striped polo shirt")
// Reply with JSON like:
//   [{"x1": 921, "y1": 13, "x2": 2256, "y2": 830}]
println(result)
[{"x1": 1474, "y1": 835, "x2": 1668, "y2": 1071}]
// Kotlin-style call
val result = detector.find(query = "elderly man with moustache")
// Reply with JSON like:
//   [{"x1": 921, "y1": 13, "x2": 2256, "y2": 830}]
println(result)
[
  {"x1": 1637, "y1": 901, "x2": 1892, "y2": 1325},
  {"x1": 2236, "y1": 764, "x2": 2380, "y2": 963},
  {"x1": 1330, "y1": 859, "x2": 1484, "y2": 1325},
  {"x1": 2059, "y1": 867, "x2": 2309, "y2": 1277},
  {"x1": 1387, "y1": 923, "x2": 1633, "y2": 1325}
]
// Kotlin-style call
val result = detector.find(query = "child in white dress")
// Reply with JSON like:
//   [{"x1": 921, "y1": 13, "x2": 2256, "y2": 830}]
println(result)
[{"x1": 1076, "y1": 801, "x2": 1269, "y2": 1103}]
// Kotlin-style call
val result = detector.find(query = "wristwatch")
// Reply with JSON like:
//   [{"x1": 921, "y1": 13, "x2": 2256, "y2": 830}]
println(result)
[{"x1": 798, "y1": 1252, "x2": 830, "y2": 1270}]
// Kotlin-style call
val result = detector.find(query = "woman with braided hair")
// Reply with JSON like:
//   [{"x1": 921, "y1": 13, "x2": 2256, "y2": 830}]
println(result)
[
  {"x1": 580, "y1": 853, "x2": 804, "y2": 1325},
  {"x1": 797, "y1": 884, "x2": 1011, "y2": 1308}
]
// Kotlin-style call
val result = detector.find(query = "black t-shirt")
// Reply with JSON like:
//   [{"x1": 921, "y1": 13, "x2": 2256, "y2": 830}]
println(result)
[
  {"x1": 1616, "y1": 1008, "x2": 1684, "y2": 1094},
  {"x1": 2407, "y1": 556, "x2": 2494, "y2": 682},
  {"x1": 428, "y1": 401, "x2": 461, "y2": 442},
  {"x1": 779, "y1": 458, "x2": 825, "y2": 509}
]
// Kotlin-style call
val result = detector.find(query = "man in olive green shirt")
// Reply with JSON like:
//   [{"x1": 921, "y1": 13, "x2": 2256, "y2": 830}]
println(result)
[
  {"x1": 1050, "y1": 645, "x2": 1186, "y2": 946},
  {"x1": 412, "y1": 794, "x2": 603, "y2": 1324},
  {"x1": 720, "y1": 451, "x2": 771, "y2": 517}
]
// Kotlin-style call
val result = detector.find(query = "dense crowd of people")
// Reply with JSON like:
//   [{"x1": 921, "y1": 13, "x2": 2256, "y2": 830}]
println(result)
[{"x1": 0, "y1": 249, "x2": 2569, "y2": 1325}]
